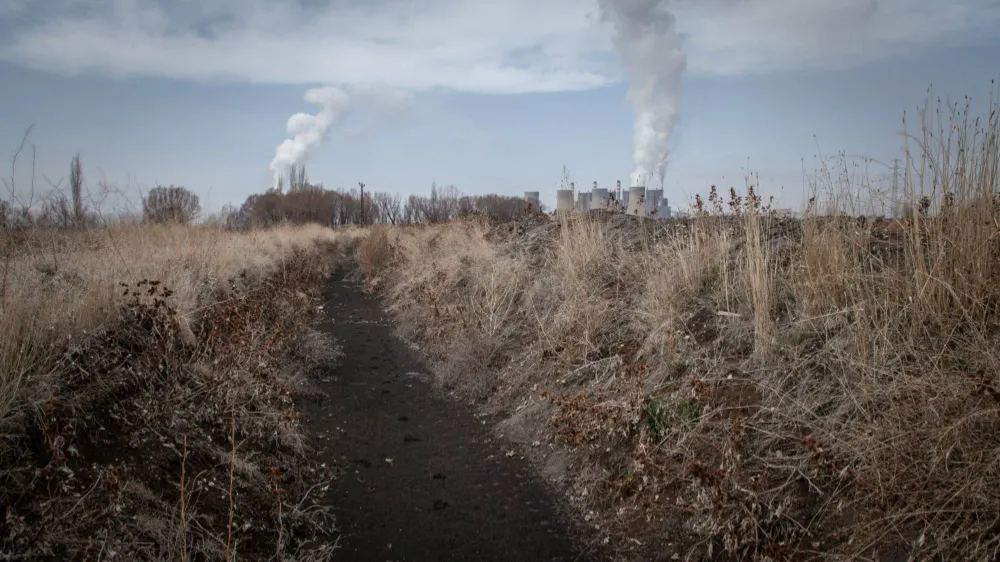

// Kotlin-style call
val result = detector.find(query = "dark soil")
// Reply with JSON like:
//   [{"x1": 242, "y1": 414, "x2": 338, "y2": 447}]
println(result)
[{"x1": 301, "y1": 270, "x2": 603, "y2": 562}]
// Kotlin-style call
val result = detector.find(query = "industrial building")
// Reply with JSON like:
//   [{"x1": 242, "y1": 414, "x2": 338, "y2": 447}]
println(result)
[{"x1": 526, "y1": 181, "x2": 674, "y2": 220}]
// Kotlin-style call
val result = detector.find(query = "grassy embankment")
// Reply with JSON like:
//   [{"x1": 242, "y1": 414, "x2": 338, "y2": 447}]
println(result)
[
  {"x1": 1, "y1": 222, "x2": 363, "y2": 560},
  {"x1": 361, "y1": 98, "x2": 1000, "y2": 560}
]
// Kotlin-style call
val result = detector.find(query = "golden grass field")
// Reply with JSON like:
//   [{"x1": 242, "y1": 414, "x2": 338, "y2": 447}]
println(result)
[
  {"x1": 362, "y1": 99, "x2": 1000, "y2": 559},
  {"x1": 1, "y1": 223, "x2": 357, "y2": 434},
  {"x1": 0, "y1": 222, "x2": 368, "y2": 560},
  {"x1": 2, "y1": 92, "x2": 997, "y2": 560}
]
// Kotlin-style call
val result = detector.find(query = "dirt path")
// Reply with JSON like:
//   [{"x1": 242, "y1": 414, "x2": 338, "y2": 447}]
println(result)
[{"x1": 300, "y1": 271, "x2": 602, "y2": 562}]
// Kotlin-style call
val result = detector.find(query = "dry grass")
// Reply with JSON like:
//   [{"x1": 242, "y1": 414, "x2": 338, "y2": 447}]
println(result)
[
  {"x1": 371, "y1": 93, "x2": 1000, "y2": 560},
  {"x1": 0, "y1": 223, "x2": 341, "y2": 436},
  {"x1": 1, "y1": 221, "x2": 349, "y2": 560},
  {"x1": 356, "y1": 225, "x2": 395, "y2": 283}
]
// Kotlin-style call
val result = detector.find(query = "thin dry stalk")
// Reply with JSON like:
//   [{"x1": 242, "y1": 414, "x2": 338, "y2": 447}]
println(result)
[
  {"x1": 179, "y1": 436, "x2": 189, "y2": 562},
  {"x1": 1, "y1": 250, "x2": 9, "y2": 312},
  {"x1": 743, "y1": 208, "x2": 773, "y2": 355},
  {"x1": 226, "y1": 417, "x2": 236, "y2": 562}
]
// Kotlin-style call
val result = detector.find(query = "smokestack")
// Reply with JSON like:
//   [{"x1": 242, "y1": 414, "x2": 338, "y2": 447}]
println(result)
[{"x1": 599, "y1": 0, "x2": 686, "y2": 188}]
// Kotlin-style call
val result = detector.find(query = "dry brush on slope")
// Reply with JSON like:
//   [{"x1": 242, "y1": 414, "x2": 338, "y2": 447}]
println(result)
[
  {"x1": 1, "y1": 223, "x2": 361, "y2": 560},
  {"x1": 364, "y1": 97, "x2": 1000, "y2": 560}
]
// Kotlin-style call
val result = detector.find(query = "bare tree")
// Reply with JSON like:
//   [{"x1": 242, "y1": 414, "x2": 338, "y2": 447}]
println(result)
[
  {"x1": 403, "y1": 183, "x2": 462, "y2": 223},
  {"x1": 472, "y1": 194, "x2": 531, "y2": 221},
  {"x1": 288, "y1": 165, "x2": 308, "y2": 193},
  {"x1": 70, "y1": 153, "x2": 84, "y2": 225},
  {"x1": 39, "y1": 197, "x2": 73, "y2": 228},
  {"x1": 403, "y1": 195, "x2": 421, "y2": 224},
  {"x1": 143, "y1": 185, "x2": 201, "y2": 224},
  {"x1": 373, "y1": 192, "x2": 402, "y2": 225},
  {"x1": 2, "y1": 126, "x2": 37, "y2": 221}
]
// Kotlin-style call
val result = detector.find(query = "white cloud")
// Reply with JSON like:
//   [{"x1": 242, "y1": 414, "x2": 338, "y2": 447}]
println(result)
[
  {"x1": 1, "y1": 0, "x2": 997, "y2": 92},
  {"x1": 672, "y1": 0, "x2": 1000, "y2": 76}
]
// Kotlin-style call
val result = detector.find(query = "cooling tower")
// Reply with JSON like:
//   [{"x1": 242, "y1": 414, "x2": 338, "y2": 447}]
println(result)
[
  {"x1": 620, "y1": 190, "x2": 630, "y2": 210},
  {"x1": 576, "y1": 192, "x2": 592, "y2": 212},
  {"x1": 524, "y1": 191, "x2": 540, "y2": 210},
  {"x1": 656, "y1": 200, "x2": 672, "y2": 219},
  {"x1": 591, "y1": 188, "x2": 610, "y2": 210},
  {"x1": 645, "y1": 189, "x2": 663, "y2": 212},
  {"x1": 626, "y1": 186, "x2": 647, "y2": 216},
  {"x1": 556, "y1": 189, "x2": 575, "y2": 214},
  {"x1": 642, "y1": 189, "x2": 661, "y2": 217}
]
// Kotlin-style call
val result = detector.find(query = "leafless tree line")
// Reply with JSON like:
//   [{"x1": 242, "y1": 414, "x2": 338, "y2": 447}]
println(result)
[
  {"x1": 2, "y1": 129, "x2": 204, "y2": 230},
  {"x1": 3, "y1": 131, "x2": 532, "y2": 232},
  {"x1": 226, "y1": 173, "x2": 534, "y2": 229}
]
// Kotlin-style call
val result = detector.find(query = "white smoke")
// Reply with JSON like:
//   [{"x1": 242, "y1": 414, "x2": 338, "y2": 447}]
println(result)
[
  {"x1": 598, "y1": 0, "x2": 686, "y2": 187},
  {"x1": 269, "y1": 85, "x2": 413, "y2": 188},
  {"x1": 270, "y1": 86, "x2": 351, "y2": 188}
]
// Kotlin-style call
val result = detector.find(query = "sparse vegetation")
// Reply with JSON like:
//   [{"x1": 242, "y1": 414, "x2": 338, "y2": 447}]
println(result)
[
  {"x1": 0, "y1": 219, "x2": 358, "y2": 559},
  {"x1": 363, "y1": 92, "x2": 1000, "y2": 560},
  {"x1": 5, "y1": 82, "x2": 998, "y2": 561}
]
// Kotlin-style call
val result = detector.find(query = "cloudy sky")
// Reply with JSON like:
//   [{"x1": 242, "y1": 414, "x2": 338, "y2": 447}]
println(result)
[{"x1": 2, "y1": 0, "x2": 999, "y2": 213}]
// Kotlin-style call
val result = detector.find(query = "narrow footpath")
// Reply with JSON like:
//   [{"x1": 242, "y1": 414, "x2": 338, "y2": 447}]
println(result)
[{"x1": 301, "y1": 270, "x2": 601, "y2": 562}]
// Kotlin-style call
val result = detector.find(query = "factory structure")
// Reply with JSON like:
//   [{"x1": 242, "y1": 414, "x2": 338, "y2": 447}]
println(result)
[
  {"x1": 548, "y1": 180, "x2": 672, "y2": 218},
  {"x1": 524, "y1": 191, "x2": 541, "y2": 210}
]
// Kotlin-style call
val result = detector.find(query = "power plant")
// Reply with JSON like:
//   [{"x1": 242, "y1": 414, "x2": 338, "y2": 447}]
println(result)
[
  {"x1": 524, "y1": 191, "x2": 540, "y2": 210},
  {"x1": 591, "y1": 182, "x2": 610, "y2": 211},
  {"x1": 528, "y1": 180, "x2": 672, "y2": 220},
  {"x1": 626, "y1": 185, "x2": 647, "y2": 216},
  {"x1": 555, "y1": 184, "x2": 575, "y2": 214}
]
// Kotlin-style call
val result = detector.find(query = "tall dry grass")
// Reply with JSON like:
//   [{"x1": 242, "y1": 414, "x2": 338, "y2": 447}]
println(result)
[
  {"x1": 375, "y1": 91, "x2": 1000, "y2": 559},
  {"x1": 357, "y1": 225, "x2": 395, "y2": 281},
  {"x1": 0, "y1": 222, "x2": 342, "y2": 439}
]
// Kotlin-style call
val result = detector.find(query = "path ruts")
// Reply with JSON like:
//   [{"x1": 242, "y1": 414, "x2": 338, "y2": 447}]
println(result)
[{"x1": 301, "y1": 270, "x2": 601, "y2": 562}]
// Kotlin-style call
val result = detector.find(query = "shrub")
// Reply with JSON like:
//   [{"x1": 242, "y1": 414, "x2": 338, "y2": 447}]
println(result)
[{"x1": 143, "y1": 185, "x2": 201, "y2": 224}]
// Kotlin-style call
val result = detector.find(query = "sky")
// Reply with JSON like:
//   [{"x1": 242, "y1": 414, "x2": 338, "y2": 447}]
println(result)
[{"x1": 1, "y1": 0, "x2": 999, "y2": 214}]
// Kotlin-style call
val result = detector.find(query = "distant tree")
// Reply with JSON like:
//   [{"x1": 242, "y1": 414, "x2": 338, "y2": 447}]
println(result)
[
  {"x1": 39, "y1": 196, "x2": 73, "y2": 228},
  {"x1": 373, "y1": 192, "x2": 403, "y2": 225},
  {"x1": 70, "y1": 154, "x2": 85, "y2": 225},
  {"x1": 403, "y1": 195, "x2": 421, "y2": 224},
  {"x1": 288, "y1": 165, "x2": 308, "y2": 193},
  {"x1": 143, "y1": 185, "x2": 201, "y2": 224},
  {"x1": 0, "y1": 200, "x2": 10, "y2": 229},
  {"x1": 473, "y1": 194, "x2": 530, "y2": 221}
]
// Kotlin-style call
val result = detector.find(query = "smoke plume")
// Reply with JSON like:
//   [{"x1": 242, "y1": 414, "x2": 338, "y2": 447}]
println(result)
[
  {"x1": 598, "y1": 0, "x2": 686, "y2": 187},
  {"x1": 269, "y1": 85, "x2": 413, "y2": 188},
  {"x1": 270, "y1": 86, "x2": 351, "y2": 188}
]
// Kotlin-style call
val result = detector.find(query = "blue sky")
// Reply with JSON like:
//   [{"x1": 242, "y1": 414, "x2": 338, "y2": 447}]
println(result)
[{"x1": 1, "y1": 0, "x2": 999, "y2": 214}]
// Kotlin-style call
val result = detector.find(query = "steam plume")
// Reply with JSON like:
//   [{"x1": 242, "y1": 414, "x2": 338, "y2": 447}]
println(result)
[
  {"x1": 269, "y1": 85, "x2": 414, "y2": 188},
  {"x1": 598, "y1": 0, "x2": 686, "y2": 187},
  {"x1": 270, "y1": 86, "x2": 351, "y2": 188}
]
